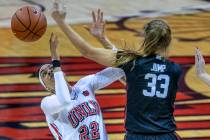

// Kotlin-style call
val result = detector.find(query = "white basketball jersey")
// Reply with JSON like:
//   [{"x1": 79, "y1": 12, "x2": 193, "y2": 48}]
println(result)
[{"x1": 42, "y1": 67, "x2": 125, "y2": 140}]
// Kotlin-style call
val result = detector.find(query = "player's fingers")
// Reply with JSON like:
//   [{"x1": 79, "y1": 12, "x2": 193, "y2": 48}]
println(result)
[
  {"x1": 196, "y1": 48, "x2": 200, "y2": 61},
  {"x1": 100, "y1": 11, "x2": 103, "y2": 22},
  {"x1": 55, "y1": 35, "x2": 58, "y2": 42},
  {"x1": 53, "y1": 0, "x2": 59, "y2": 11},
  {"x1": 195, "y1": 52, "x2": 200, "y2": 74},
  {"x1": 198, "y1": 49, "x2": 203, "y2": 62},
  {"x1": 197, "y1": 49, "x2": 206, "y2": 65},
  {"x1": 197, "y1": 53, "x2": 201, "y2": 65},
  {"x1": 49, "y1": 33, "x2": 53, "y2": 42},
  {"x1": 52, "y1": 33, "x2": 56, "y2": 41},
  {"x1": 201, "y1": 54, "x2": 205, "y2": 64},
  {"x1": 102, "y1": 20, "x2": 106, "y2": 33},
  {"x1": 195, "y1": 48, "x2": 199, "y2": 61},
  {"x1": 195, "y1": 49, "x2": 198, "y2": 65},
  {"x1": 200, "y1": 51, "x2": 205, "y2": 63},
  {"x1": 92, "y1": 11, "x2": 96, "y2": 23},
  {"x1": 97, "y1": 9, "x2": 101, "y2": 22},
  {"x1": 62, "y1": 5, "x2": 67, "y2": 13}
]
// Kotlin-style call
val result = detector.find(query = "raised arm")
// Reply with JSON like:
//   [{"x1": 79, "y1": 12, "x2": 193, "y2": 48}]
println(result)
[
  {"x1": 50, "y1": 33, "x2": 72, "y2": 104},
  {"x1": 41, "y1": 33, "x2": 72, "y2": 117},
  {"x1": 195, "y1": 48, "x2": 210, "y2": 86},
  {"x1": 51, "y1": 2, "x2": 116, "y2": 67}
]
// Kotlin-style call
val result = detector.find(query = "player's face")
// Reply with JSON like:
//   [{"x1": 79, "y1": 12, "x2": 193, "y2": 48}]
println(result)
[{"x1": 41, "y1": 65, "x2": 55, "y2": 93}]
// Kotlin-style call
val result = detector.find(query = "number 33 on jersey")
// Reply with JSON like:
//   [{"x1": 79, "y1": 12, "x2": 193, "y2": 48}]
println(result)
[{"x1": 143, "y1": 63, "x2": 170, "y2": 98}]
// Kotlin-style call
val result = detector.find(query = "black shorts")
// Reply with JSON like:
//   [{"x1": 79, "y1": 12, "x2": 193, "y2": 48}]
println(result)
[{"x1": 125, "y1": 132, "x2": 182, "y2": 140}]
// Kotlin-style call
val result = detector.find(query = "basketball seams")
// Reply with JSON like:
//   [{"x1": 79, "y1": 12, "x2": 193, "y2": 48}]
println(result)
[
  {"x1": 21, "y1": 30, "x2": 32, "y2": 41},
  {"x1": 27, "y1": 7, "x2": 32, "y2": 30},
  {"x1": 22, "y1": 8, "x2": 42, "y2": 40},
  {"x1": 11, "y1": 15, "x2": 28, "y2": 32},
  {"x1": 14, "y1": 13, "x2": 29, "y2": 30},
  {"x1": 31, "y1": 11, "x2": 41, "y2": 33},
  {"x1": 34, "y1": 25, "x2": 47, "y2": 34},
  {"x1": 12, "y1": 29, "x2": 28, "y2": 32},
  {"x1": 31, "y1": 14, "x2": 47, "y2": 40},
  {"x1": 30, "y1": 12, "x2": 42, "y2": 40},
  {"x1": 14, "y1": 12, "x2": 40, "y2": 37},
  {"x1": 31, "y1": 26, "x2": 46, "y2": 40}
]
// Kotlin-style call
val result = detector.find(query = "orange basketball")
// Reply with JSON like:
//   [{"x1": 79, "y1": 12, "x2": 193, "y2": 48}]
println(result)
[{"x1": 11, "y1": 6, "x2": 47, "y2": 42}]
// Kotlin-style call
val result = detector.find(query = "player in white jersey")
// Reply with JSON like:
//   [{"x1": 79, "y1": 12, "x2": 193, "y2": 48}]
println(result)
[{"x1": 39, "y1": 33, "x2": 125, "y2": 140}]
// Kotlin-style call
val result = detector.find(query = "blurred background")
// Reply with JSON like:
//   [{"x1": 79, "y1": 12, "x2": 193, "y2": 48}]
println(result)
[{"x1": 1, "y1": 0, "x2": 210, "y2": 139}]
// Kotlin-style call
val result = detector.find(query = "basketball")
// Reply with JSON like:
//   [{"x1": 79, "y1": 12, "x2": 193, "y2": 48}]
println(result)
[{"x1": 11, "y1": 6, "x2": 47, "y2": 42}]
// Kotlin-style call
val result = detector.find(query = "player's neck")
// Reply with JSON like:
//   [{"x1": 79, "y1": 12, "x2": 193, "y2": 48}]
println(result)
[{"x1": 156, "y1": 49, "x2": 169, "y2": 58}]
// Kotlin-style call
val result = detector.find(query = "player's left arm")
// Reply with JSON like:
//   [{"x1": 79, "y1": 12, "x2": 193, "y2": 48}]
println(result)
[
  {"x1": 90, "y1": 67, "x2": 126, "y2": 90},
  {"x1": 195, "y1": 48, "x2": 210, "y2": 86}
]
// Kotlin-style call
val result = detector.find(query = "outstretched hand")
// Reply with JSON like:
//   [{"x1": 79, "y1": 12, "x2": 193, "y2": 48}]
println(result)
[
  {"x1": 51, "y1": 0, "x2": 66, "y2": 22},
  {"x1": 84, "y1": 9, "x2": 116, "y2": 50},
  {"x1": 85, "y1": 9, "x2": 106, "y2": 39},
  {"x1": 195, "y1": 48, "x2": 206, "y2": 76},
  {"x1": 50, "y1": 33, "x2": 60, "y2": 60}
]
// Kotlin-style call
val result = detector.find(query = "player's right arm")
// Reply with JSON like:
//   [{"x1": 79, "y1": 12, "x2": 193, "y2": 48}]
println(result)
[{"x1": 195, "y1": 48, "x2": 210, "y2": 86}]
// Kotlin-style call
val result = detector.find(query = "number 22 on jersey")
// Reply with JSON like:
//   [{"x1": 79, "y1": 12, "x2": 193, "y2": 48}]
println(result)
[
  {"x1": 143, "y1": 73, "x2": 170, "y2": 98},
  {"x1": 79, "y1": 121, "x2": 100, "y2": 140}
]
